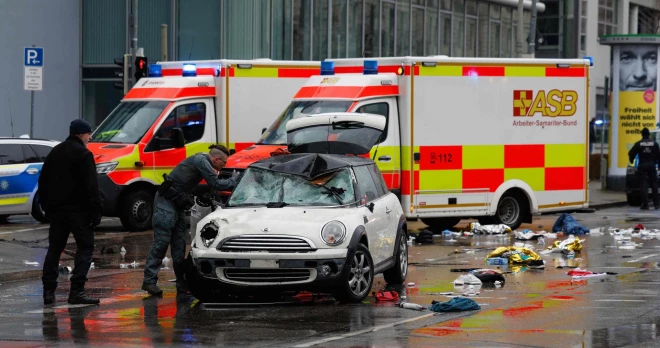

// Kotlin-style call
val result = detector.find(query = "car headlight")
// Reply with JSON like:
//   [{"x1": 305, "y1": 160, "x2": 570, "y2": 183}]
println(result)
[
  {"x1": 200, "y1": 221, "x2": 219, "y2": 247},
  {"x1": 321, "y1": 221, "x2": 346, "y2": 246},
  {"x1": 96, "y1": 161, "x2": 119, "y2": 174}
]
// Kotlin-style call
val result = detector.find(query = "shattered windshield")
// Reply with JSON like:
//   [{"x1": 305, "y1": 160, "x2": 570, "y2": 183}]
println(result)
[
  {"x1": 91, "y1": 101, "x2": 170, "y2": 144},
  {"x1": 257, "y1": 100, "x2": 353, "y2": 145},
  {"x1": 227, "y1": 167, "x2": 356, "y2": 207}
]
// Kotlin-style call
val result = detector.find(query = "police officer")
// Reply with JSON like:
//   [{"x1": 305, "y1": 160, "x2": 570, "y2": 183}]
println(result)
[
  {"x1": 628, "y1": 127, "x2": 660, "y2": 209},
  {"x1": 39, "y1": 119, "x2": 103, "y2": 305},
  {"x1": 142, "y1": 144, "x2": 239, "y2": 296}
]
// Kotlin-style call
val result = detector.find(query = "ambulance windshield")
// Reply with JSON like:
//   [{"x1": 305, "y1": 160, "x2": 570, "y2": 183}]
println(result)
[
  {"x1": 91, "y1": 101, "x2": 170, "y2": 144},
  {"x1": 257, "y1": 100, "x2": 352, "y2": 145}
]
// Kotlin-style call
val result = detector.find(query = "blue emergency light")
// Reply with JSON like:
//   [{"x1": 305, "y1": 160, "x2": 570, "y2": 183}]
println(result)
[
  {"x1": 320, "y1": 61, "x2": 335, "y2": 75},
  {"x1": 182, "y1": 63, "x2": 197, "y2": 77},
  {"x1": 148, "y1": 64, "x2": 162, "y2": 77},
  {"x1": 584, "y1": 56, "x2": 594, "y2": 67},
  {"x1": 363, "y1": 60, "x2": 378, "y2": 75}
]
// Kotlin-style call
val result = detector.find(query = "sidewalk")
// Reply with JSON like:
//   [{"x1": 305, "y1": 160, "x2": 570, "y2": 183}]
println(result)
[{"x1": 588, "y1": 180, "x2": 627, "y2": 209}]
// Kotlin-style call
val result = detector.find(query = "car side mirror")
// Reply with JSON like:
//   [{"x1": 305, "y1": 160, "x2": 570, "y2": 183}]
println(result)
[
  {"x1": 367, "y1": 202, "x2": 375, "y2": 213},
  {"x1": 261, "y1": 127, "x2": 267, "y2": 135},
  {"x1": 171, "y1": 127, "x2": 185, "y2": 148}
]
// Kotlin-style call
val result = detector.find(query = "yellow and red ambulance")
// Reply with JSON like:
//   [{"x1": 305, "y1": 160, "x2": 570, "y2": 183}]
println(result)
[
  {"x1": 89, "y1": 59, "x2": 320, "y2": 231},
  {"x1": 221, "y1": 56, "x2": 592, "y2": 230}
]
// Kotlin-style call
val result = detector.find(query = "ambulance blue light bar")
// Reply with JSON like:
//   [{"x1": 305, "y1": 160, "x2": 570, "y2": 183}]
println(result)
[
  {"x1": 182, "y1": 63, "x2": 197, "y2": 77},
  {"x1": 320, "y1": 61, "x2": 335, "y2": 75},
  {"x1": 148, "y1": 64, "x2": 162, "y2": 77},
  {"x1": 584, "y1": 56, "x2": 594, "y2": 67},
  {"x1": 364, "y1": 60, "x2": 378, "y2": 75}
]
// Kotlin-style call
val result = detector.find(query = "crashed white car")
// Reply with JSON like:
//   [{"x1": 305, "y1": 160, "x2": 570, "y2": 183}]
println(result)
[{"x1": 185, "y1": 113, "x2": 408, "y2": 303}]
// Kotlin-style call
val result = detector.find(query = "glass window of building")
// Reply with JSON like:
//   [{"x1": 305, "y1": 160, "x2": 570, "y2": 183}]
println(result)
[
  {"x1": 501, "y1": 6, "x2": 512, "y2": 57},
  {"x1": 82, "y1": 0, "x2": 126, "y2": 64},
  {"x1": 332, "y1": 0, "x2": 347, "y2": 58},
  {"x1": 293, "y1": 0, "x2": 312, "y2": 60},
  {"x1": 397, "y1": 0, "x2": 411, "y2": 56},
  {"x1": 313, "y1": 0, "x2": 329, "y2": 60},
  {"x1": 489, "y1": 4, "x2": 501, "y2": 57},
  {"x1": 426, "y1": 0, "x2": 439, "y2": 55},
  {"x1": 580, "y1": 0, "x2": 588, "y2": 54},
  {"x1": 364, "y1": 0, "x2": 379, "y2": 57},
  {"x1": 537, "y1": 0, "x2": 560, "y2": 49},
  {"x1": 412, "y1": 2, "x2": 425, "y2": 56},
  {"x1": 177, "y1": 0, "x2": 221, "y2": 60},
  {"x1": 348, "y1": 0, "x2": 364, "y2": 57},
  {"x1": 477, "y1": 2, "x2": 488, "y2": 57},
  {"x1": 452, "y1": 0, "x2": 465, "y2": 56},
  {"x1": 440, "y1": 10, "x2": 451, "y2": 55},
  {"x1": 598, "y1": 0, "x2": 618, "y2": 36},
  {"x1": 273, "y1": 0, "x2": 293, "y2": 60},
  {"x1": 382, "y1": 1, "x2": 396, "y2": 56},
  {"x1": 138, "y1": 0, "x2": 171, "y2": 61},
  {"x1": 223, "y1": 0, "x2": 270, "y2": 59}
]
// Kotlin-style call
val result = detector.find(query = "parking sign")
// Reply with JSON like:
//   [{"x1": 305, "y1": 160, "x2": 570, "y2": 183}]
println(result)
[{"x1": 24, "y1": 47, "x2": 43, "y2": 91}]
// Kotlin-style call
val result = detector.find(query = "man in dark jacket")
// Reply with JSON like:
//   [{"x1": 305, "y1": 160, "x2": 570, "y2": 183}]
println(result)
[
  {"x1": 39, "y1": 119, "x2": 103, "y2": 305},
  {"x1": 142, "y1": 144, "x2": 239, "y2": 296},
  {"x1": 628, "y1": 127, "x2": 660, "y2": 209}
]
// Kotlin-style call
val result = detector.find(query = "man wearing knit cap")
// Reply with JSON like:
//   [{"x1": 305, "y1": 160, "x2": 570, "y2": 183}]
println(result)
[{"x1": 39, "y1": 118, "x2": 103, "y2": 305}]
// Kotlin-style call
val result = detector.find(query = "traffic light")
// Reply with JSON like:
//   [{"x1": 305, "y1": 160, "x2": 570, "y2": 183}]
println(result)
[
  {"x1": 134, "y1": 56, "x2": 148, "y2": 81},
  {"x1": 113, "y1": 54, "x2": 129, "y2": 94}
]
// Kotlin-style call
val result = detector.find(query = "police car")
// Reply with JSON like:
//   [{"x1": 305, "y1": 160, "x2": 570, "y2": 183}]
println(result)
[
  {"x1": 625, "y1": 128, "x2": 660, "y2": 206},
  {"x1": 0, "y1": 137, "x2": 59, "y2": 223}
]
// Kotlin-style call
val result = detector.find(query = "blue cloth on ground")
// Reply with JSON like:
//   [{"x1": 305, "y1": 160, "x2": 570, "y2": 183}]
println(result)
[
  {"x1": 428, "y1": 297, "x2": 481, "y2": 312},
  {"x1": 552, "y1": 213, "x2": 590, "y2": 235}
]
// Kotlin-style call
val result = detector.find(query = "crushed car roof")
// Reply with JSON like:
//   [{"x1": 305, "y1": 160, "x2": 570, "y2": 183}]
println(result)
[{"x1": 250, "y1": 153, "x2": 374, "y2": 179}]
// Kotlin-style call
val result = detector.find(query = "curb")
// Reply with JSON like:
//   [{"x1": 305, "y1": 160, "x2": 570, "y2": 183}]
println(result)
[
  {"x1": 590, "y1": 201, "x2": 628, "y2": 210},
  {"x1": 0, "y1": 269, "x2": 42, "y2": 283}
]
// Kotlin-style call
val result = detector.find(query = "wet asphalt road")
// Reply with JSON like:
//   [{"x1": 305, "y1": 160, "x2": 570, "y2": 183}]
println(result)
[{"x1": 1, "y1": 207, "x2": 660, "y2": 347}]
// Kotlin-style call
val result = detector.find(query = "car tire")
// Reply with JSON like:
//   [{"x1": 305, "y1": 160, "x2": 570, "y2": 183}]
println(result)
[
  {"x1": 0, "y1": 215, "x2": 9, "y2": 223},
  {"x1": 627, "y1": 194, "x2": 641, "y2": 207},
  {"x1": 421, "y1": 217, "x2": 461, "y2": 233},
  {"x1": 494, "y1": 192, "x2": 526, "y2": 231},
  {"x1": 383, "y1": 231, "x2": 408, "y2": 285},
  {"x1": 31, "y1": 194, "x2": 48, "y2": 224},
  {"x1": 119, "y1": 190, "x2": 153, "y2": 232},
  {"x1": 182, "y1": 254, "x2": 220, "y2": 303},
  {"x1": 334, "y1": 243, "x2": 374, "y2": 304}
]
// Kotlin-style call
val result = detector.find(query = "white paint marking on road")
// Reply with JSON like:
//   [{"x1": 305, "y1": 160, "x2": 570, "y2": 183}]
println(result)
[
  {"x1": 625, "y1": 253, "x2": 660, "y2": 263},
  {"x1": 594, "y1": 299, "x2": 646, "y2": 302},
  {"x1": 0, "y1": 218, "x2": 118, "y2": 235},
  {"x1": 293, "y1": 312, "x2": 435, "y2": 347}
]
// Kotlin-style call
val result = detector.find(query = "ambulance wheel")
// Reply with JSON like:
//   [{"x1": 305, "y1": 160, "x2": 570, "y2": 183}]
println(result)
[
  {"x1": 494, "y1": 192, "x2": 527, "y2": 230},
  {"x1": 120, "y1": 190, "x2": 153, "y2": 232},
  {"x1": 627, "y1": 194, "x2": 641, "y2": 207},
  {"x1": 421, "y1": 217, "x2": 461, "y2": 232},
  {"x1": 31, "y1": 194, "x2": 48, "y2": 224},
  {"x1": 0, "y1": 215, "x2": 8, "y2": 223}
]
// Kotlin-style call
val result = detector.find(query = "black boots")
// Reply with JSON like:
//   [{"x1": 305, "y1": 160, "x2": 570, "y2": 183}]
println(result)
[
  {"x1": 43, "y1": 289, "x2": 55, "y2": 305},
  {"x1": 142, "y1": 283, "x2": 163, "y2": 296},
  {"x1": 68, "y1": 284, "x2": 100, "y2": 305}
]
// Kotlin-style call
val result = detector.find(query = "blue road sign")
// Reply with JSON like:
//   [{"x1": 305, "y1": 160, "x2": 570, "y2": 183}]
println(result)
[{"x1": 24, "y1": 48, "x2": 44, "y2": 67}]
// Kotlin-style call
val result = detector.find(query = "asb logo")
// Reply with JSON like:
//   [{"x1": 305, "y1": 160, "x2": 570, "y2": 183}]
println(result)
[{"x1": 513, "y1": 90, "x2": 578, "y2": 117}]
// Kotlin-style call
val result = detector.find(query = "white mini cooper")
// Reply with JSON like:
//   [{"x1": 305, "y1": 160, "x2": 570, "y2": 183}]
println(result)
[{"x1": 185, "y1": 113, "x2": 408, "y2": 303}]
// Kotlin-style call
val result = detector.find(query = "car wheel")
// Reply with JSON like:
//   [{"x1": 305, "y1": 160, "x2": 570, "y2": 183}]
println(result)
[
  {"x1": 334, "y1": 243, "x2": 374, "y2": 303},
  {"x1": 421, "y1": 217, "x2": 461, "y2": 233},
  {"x1": 627, "y1": 194, "x2": 641, "y2": 206},
  {"x1": 494, "y1": 192, "x2": 526, "y2": 230},
  {"x1": 182, "y1": 253, "x2": 221, "y2": 303},
  {"x1": 383, "y1": 231, "x2": 408, "y2": 285},
  {"x1": 0, "y1": 215, "x2": 9, "y2": 223},
  {"x1": 31, "y1": 194, "x2": 48, "y2": 224},
  {"x1": 119, "y1": 190, "x2": 153, "y2": 232}
]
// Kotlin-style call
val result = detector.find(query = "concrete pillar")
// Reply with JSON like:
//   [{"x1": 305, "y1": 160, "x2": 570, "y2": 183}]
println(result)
[{"x1": 630, "y1": 5, "x2": 638, "y2": 34}]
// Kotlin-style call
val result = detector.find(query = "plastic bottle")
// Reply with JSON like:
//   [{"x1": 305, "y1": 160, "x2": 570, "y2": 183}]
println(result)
[
  {"x1": 537, "y1": 237, "x2": 545, "y2": 246},
  {"x1": 398, "y1": 302, "x2": 425, "y2": 310}
]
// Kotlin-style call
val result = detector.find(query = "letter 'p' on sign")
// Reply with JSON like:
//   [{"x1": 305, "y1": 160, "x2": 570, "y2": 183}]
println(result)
[{"x1": 24, "y1": 48, "x2": 44, "y2": 67}]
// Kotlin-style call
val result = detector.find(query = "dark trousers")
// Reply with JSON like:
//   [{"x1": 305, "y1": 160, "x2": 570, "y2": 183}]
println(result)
[
  {"x1": 42, "y1": 211, "x2": 94, "y2": 292},
  {"x1": 639, "y1": 165, "x2": 659, "y2": 207},
  {"x1": 143, "y1": 194, "x2": 187, "y2": 285}
]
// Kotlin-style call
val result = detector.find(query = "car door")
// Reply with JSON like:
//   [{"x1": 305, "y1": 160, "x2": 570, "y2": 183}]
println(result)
[
  {"x1": 353, "y1": 164, "x2": 389, "y2": 265},
  {"x1": 0, "y1": 143, "x2": 34, "y2": 214},
  {"x1": 366, "y1": 163, "x2": 399, "y2": 259},
  {"x1": 23, "y1": 143, "x2": 52, "y2": 212}
]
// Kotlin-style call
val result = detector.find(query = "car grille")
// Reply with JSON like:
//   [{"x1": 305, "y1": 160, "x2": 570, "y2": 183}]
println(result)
[
  {"x1": 218, "y1": 235, "x2": 317, "y2": 253},
  {"x1": 224, "y1": 268, "x2": 312, "y2": 283}
]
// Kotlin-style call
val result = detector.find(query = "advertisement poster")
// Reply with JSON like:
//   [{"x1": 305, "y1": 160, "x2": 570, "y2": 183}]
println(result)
[{"x1": 614, "y1": 44, "x2": 659, "y2": 168}]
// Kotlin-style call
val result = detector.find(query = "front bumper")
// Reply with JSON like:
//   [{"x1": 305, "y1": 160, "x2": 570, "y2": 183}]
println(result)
[
  {"x1": 191, "y1": 248, "x2": 349, "y2": 291},
  {"x1": 98, "y1": 174, "x2": 124, "y2": 216}
]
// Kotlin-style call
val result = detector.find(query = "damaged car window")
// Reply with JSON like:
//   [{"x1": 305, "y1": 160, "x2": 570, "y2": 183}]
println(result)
[{"x1": 227, "y1": 167, "x2": 356, "y2": 207}]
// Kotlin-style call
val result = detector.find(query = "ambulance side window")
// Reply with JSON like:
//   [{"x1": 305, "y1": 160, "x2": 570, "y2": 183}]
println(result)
[
  {"x1": 356, "y1": 102, "x2": 389, "y2": 142},
  {"x1": 155, "y1": 102, "x2": 207, "y2": 149}
]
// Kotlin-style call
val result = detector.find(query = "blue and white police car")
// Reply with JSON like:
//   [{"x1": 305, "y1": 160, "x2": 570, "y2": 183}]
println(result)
[{"x1": 0, "y1": 137, "x2": 59, "y2": 223}]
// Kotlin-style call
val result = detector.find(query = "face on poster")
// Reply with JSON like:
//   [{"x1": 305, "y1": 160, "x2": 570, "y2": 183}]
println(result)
[{"x1": 614, "y1": 44, "x2": 660, "y2": 168}]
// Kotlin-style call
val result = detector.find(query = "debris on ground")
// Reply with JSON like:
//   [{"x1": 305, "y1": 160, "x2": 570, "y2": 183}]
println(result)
[
  {"x1": 429, "y1": 297, "x2": 481, "y2": 312},
  {"x1": 552, "y1": 213, "x2": 590, "y2": 235},
  {"x1": 567, "y1": 267, "x2": 618, "y2": 281},
  {"x1": 373, "y1": 290, "x2": 399, "y2": 301},
  {"x1": 469, "y1": 269, "x2": 506, "y2": 284},
  {"x1": 485, "y1": 246, "x2": 541, "y2": 263},
  {"x1": 514, "y1": 229, "x2": 557, "y2": 241},
  {"x1": 101, "y1": 245, "x2": 120, "y2": 254},
  {"x1": 542, "y1": 235, "x2": 584, "y2": 255},
  {"x1": 468, "y1": 222, "x2": 512, "y2": 235},
  {"x1": 398, "y1": 302, "x2": 426, "y2": 310},
  {"x1": 23, "y1": 260, "x2": 39, "y2": 266},
  {"x1": 415, "y1": 229, "x2": 434, "y2": 244},
  {"x1": 58, "y1": 264, "x2": 72, "y2": 274}
]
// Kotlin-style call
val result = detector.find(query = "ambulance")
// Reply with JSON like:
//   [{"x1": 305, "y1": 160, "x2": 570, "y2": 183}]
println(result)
[
  {"x1": 219, "y1": 56, "x2": 592, "y2": 230},
  {"x1": 90, "y1": 59, "x2": 321, "y2": 231}
]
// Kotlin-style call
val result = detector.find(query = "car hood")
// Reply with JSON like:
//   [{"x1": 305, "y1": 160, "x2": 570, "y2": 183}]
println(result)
[{"x1": 88, "y1": 143, "x2": 138, "y2": 164}]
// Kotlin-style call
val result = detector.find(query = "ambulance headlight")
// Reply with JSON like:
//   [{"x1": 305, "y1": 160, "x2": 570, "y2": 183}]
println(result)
[
  {"x1": 182, "y1": 63, "x2": 197, "y2": 77},
  {"x1": 321, "y1": 221, "x2": 346, "y2": 246},
  {"x1": 200, "y1": 221, "x2": 219, "y2": 247},
  {"x1": 96, "y1": 161, "x2": 118, "y2": 174}
]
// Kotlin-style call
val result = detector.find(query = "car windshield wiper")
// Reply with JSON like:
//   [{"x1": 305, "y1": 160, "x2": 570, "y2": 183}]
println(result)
[
  {"x1": 266, "y1": 201, "x2": 289, "y2": 208},
  {"x1": 317, "y1": 184, "x2": 345, "y2": 205}
]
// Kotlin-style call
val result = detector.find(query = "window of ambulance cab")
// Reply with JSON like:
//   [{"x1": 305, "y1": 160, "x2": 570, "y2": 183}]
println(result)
[
  {"x1": 153, "y1": 102, "x2": 207, "y2": 150},
  {"x1": 91, "y1": 101, "x2": 169, "y2": 144},
  {"x1": 356, "y1": 102, "x2": 389, "y2": 143},
  {"x1": 0, "y1": 144, "x2": 26, "y2": 165},
  {"x1": 352, "y1": 165, "x2": 383, "y2": 204},
  {"x1": 366, "y1": 164, "x2": 389, "y2": 194},
  {"x1": 257, "y1": 100, "x2": 353, "y2": 145}
]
